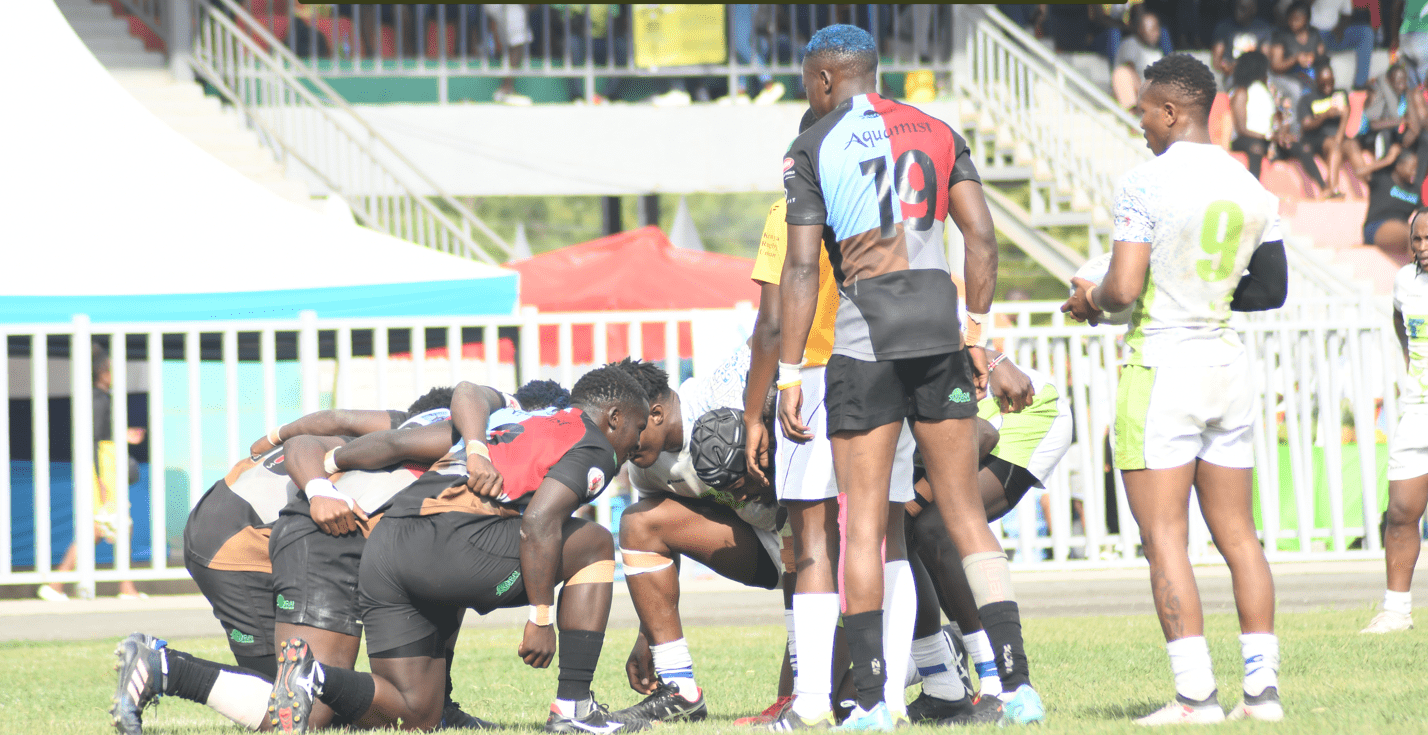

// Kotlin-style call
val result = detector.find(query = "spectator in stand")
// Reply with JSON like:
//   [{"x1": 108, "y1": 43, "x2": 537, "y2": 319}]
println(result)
[
  {"x1": 1094, "y1": 3, "x2": 1173, "y2": 66},
  {"x1": 1269, "y1": 1, "x2": 1326, "y2": 100},
  {"x1": 1345, "y1": 64, "x2": 1424, "y2": 176},
  {"x1": 1363, "y1": 147, "x2": 1421, "y2": 257},
  {"x1": 726, "y1": 4, "x2": 788, "y2": 105},
  {"x1": 1111, "y1": 7, "x2": 1168, "y2": 109},
  {"x1": 562, "y1": 4, "x2": 628, "y2": 103},
  {"x1": 1295, "y1": 58, "x2": 1352, "y2": 198},
  {"x1": 490, "y1": 4, "x2": 533, "y2": 106},
  {"x1": 1310, "y1": 0, "x2": 1376, "y2": 89},
  {"x1": 1231, "y1": 51, "x2": 1285, "y2": 179},
  {"x1": 1214, "y1": 0, "x2": 1277, "y2": 82},
  {"x1": 1399, "y1": 0, "x2": 1428, "y2": 86}
]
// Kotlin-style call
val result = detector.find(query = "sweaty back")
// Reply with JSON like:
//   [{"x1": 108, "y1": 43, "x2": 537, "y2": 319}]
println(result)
[
  {"x1": 1113, "y1": 142, "x2": 1280, "y2": 366},
  {"x1": 784, "y1": 93, "x2": 980, "y2": 361}
]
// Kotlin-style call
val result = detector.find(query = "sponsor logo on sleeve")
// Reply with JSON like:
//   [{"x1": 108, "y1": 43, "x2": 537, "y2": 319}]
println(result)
[{"x1": 587, "y1": 466, "x2": 606, "y2": 495}]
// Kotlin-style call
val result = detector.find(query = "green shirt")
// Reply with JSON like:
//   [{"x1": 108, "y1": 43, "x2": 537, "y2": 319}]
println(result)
[{"x1": 1403, "y1": 0, "x2": 1428, "y2": 34}]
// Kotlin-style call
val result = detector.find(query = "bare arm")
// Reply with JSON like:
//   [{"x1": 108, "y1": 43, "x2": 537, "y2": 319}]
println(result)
[
  {"x1": 282, "y1": 434, "x2": 368, "y2": 536},
  {"x1": 1267, "y1": 42, "x2": 1295, "y2": 73},
  {"x1": 250, "y1": 409, "x2": 398, "y2": 457},
  {"x1": 1212, "y1": 41, "x2": 1231, "y2": 75},
  {"x1": 450, "y1": 381, "x2": 505, "y2": 497},
  {"x1": 776, "y1": 225, "x2": 822, "y2": 443},
  {"x1": 325, "y1": 422, "x2": 458, "y2": 473},
  {"x1": 516, "y1": 478, "x2": 581, "y2": 668},
  {"x1": 744, "y1": 281, "x2": 781, "y2": 485},
  {"x1": 950, "y1": 179, "x2": 998, "y2": 389},
  {"x1": 1092, "y1": 241, "x2": 1153, "y2": 313}
]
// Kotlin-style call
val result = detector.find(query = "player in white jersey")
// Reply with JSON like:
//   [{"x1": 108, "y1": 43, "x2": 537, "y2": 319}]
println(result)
[
  {"x1": 1363, "y1": 210, "x2": 1428, "y2": 634},
  {"x1": 1062, "y1": 55, "x2": 1288, "y2": 726}
]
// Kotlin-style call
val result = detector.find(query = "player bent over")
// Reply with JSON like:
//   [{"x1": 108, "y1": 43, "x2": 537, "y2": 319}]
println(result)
[
  {"x1": 1062, "y1": 55, "x2": 1288, "y2": 725},
  {"x1": 1364, "y1": 210, "x2": 1428, "y2": 634},
  {"x1": 269, "y1": 367, "x2": 650, "y2": 733},
  {"x1": 610, "y1": 354, "x2": 786, "y2": 723}
]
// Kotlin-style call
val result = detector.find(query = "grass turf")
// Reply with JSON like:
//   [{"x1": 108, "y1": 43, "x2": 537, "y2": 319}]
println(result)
[{"x1": 1, "y1": 609, "x2": 1425, "y2": 733}]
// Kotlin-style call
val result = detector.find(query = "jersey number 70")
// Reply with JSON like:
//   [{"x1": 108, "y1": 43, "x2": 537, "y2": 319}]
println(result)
[
  {"x1": 860, "y1": 151, "x2": 938, "y2": 237},
  {"x1": 1196, "y1": 200, "x2": 1245, "y2": 283}
]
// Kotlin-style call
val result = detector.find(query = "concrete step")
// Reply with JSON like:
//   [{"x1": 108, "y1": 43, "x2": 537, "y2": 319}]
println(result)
[
  {"x1": 90, "y1": 51, "x2": 164, "y2": 68},
  {"x1": 1030, "y1": 211, "x2": 1094, "y2": 228},
  {"x1": 981, "y1": 166, "x2": 1034, "y2": 184}
]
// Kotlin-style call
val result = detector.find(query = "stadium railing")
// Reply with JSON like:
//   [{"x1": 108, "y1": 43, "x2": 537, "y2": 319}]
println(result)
[{"x1": 0, "y1": 300, "x2": 1400, "y2": 594}]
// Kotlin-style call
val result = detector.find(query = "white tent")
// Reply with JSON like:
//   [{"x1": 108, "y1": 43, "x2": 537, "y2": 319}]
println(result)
[{"x1": 1, "y1": 0, "x2": 518, "y2": 322}]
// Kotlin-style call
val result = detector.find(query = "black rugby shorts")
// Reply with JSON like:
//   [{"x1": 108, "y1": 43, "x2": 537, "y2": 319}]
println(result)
[
  {"x1": 269, "y1": 514, "x2": 367, "y2": 638},
  {"x1": 825, "y1": 350, "x2": 979, "y2": 434}
]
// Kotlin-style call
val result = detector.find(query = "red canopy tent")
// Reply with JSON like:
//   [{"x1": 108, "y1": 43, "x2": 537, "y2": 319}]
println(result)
[{"x1": 508, "y1": 226, "x2": 760, "y2": 364}]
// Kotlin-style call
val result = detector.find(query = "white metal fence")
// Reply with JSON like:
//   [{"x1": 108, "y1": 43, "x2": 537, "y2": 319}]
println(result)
[{"x1": 0, "y1": 300, "x2": 1400, "y2": 593}]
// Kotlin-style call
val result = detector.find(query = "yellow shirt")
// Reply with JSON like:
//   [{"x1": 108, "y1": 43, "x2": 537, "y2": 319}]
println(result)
[{"x1": 749, "y1": 198, "x2": 838, "y2": 367}]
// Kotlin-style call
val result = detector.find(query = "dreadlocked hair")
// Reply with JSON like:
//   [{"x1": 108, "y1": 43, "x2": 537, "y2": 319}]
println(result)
[
  {"x1": 611, "y1": 357, "x2": 673, "y2": 404},
  {"x1": 571, "y1": 365, "x2": 648, "y2": 415},
  {"x1": 406, "y1": 386, "x2": 454, "y2": 415},
  {"x1": 514, "y1": 379, "x2": 571, "y2": 411},
  {"x1": 1143, "y1": 53, "x2": 1217, "y2": 116}
]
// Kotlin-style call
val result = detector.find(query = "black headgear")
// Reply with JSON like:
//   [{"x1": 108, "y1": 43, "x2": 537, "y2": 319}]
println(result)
[{"x1": 691, "y1": 408, "x2": 747, "y2": 489}]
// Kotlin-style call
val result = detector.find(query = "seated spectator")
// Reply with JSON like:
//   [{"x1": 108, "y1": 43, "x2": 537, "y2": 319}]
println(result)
[
  {"x1": 1295, "y1": 59, "x2": 1351, "y2": 198},
  {"x1": 1111, "y1": 8, "x2": 1167, "y2": 109},
  {"x1": 1213, "y1": 0, "x2": 1275, "y2": 83},
  {"x1": 1310, "y1": 0, "x2": 1374, "y2": 90},
  {"x1": 1095, "y1": 3, "x2": 1173, "y2": 67},
  {"x1": 1344, "y1": 64, "x2": 1424, "y2": 177},
  {"x1": 490, "y1": 4, "x2": 533, "y2": 105},
  {"x1": 1269, "y1": 1, "x2": 1325, "y2": 101},
  {"x1": 727, "y1": 4, "x2": 788, "y2": 105},
  {"x1": 1362, "y1": 147, "x2": 1421, "y2": 259},
  {"x1": 1230, "y1": 51, "x2": 1282, "y2": 179}
]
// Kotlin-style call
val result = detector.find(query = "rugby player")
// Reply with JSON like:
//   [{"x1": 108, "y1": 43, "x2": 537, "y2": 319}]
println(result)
[
  {"x1": 1061, "y1": 54, "x2": 1288, "y2": 724},
  {"x1": 1363, "y1": 209, "x2": 1428, "y2": 634},
  {"x1": 776, "y1": 24, "x2": 1038, "y2": 728},
  {"x1": 609, "y1": 354, "x2": 786, "y2": 724},
  {"x1": 268, "y1": 366, "x2": 650, "y2": 733}
]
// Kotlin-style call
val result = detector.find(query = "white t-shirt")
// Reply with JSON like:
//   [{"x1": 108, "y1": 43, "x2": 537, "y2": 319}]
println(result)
[
  {"x1": 1394, "y1": 264, "x2": 1428, "y2": 410},
  {"x1": 1309, "y1": 0, "x2": 1352, "y2": 32},
  {"x1": 625, "y1": 346, "x2": 781, "y2": 531},
  {"x1": 1112, "y1": 142, "x2": 1282, "y2": 367}
]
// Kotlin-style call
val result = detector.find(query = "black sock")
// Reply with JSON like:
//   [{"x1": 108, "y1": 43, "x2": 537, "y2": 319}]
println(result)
[
  {"x1": 978, "y1": 601, "x2": 1029, "y2": 690},
  {"x1": 163, "y1": 650, "x2": 223, "y2": 705},
  {"x1": 234, "y1": 653, "x2": 278, "y2": 681},
  {"x1": 317, "y1": 665, "x2": 376, "y2": 722},
  {"x1": 556, "y1": 630, "x2": 604, "y2": 702},
  {"x1": 444, "y1": 646, "x2": 455, "y2": 704},
  {"x1": 843, "y1": 610, "x2": 886, "y2": 712}
]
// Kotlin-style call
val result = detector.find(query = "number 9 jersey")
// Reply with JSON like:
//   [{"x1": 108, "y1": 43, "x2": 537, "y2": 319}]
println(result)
[
  {"x1": 783, "y1": 93, "x2": 981, "y2": 362},
  {"x1": 1111, "y1": 142, "x2": 1281, "y2": 367}
]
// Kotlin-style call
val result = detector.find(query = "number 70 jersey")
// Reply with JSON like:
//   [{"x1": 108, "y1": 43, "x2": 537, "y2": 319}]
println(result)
[
  {"x1": 784, "y1": 93, "x2": 982, "y2": 362},
  {"x1": 1111, "y1": 142, "x2": 1281, "y2": 367}
]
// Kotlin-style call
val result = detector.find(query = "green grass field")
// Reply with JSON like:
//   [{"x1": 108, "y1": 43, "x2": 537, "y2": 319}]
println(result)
[{"x1": 3, "y1": 609, "x2": 1426, "y2": 733}]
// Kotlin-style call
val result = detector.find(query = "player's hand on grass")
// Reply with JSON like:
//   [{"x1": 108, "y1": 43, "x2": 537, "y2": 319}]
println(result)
[
  {"x1": 744, "y1": 416, "x2": 771, "y2": 487},
  {"x1": 778, "y1": 385, "x2": 812, "y2": 444},
  {"x1": 519, "y1": 620, "x2": 556, "y2": 669},
  {"x1": 626, "y1": 633, "x2": 657, "y2": 695},
  {"x1": 988, "y1": 357, "x2": 1035, "y2": 413},
  {"x1": 310, "y1": 496, "x2": 367, "y2": 537},
  {"x1": 466, "y1": 453, "x2": 504, "y2": 498},
  {"x1": 1061, "y1": 277, "x2": 1103, "y2": 325}
]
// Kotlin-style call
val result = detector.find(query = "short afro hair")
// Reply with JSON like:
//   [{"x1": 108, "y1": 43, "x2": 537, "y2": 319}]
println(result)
[
  {"x1": 1142, "y1": 53, "x2": 1217, "y2": 116},
  {"x1": 514, "y1": 379, "x2": 571, "y2": 411},
  {"x1": 804, "y1": 24, "x2": 878, "y2": 76},
  {"x1": 571, "y1": 365, "x2": 649, "y2": 416},
  {"x1": 406, "y1": 386, "x2": 454, "y2": 416},
  {"x1": 611, "y1": 357, "x2": 674, "y2": 404}
]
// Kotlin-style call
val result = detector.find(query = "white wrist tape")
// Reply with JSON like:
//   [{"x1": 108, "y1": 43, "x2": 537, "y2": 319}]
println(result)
[
  {"x1": 528, "y1": 604, "x2": 553, "y2": 626},
  {"x1": 304, "y1": 478, "x2": 353, "y2": 509},
  {"x1": 777, "y1": 361, "x2": 801, "y2": 386},
  {"x1": 267, "y1": 427, "x2": 283, "y2": 445},
  {"x1": 323, "y1": 447, "x2": 341, "y2": 475}
]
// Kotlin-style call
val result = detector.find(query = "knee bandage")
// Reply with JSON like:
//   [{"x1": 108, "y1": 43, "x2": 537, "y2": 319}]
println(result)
[
  {"x1": 568, "y1": 559, "x2": 617, "y2": 585},
  {"x1": 618, "y1": 548, "x2": 673, "y2": 576}
]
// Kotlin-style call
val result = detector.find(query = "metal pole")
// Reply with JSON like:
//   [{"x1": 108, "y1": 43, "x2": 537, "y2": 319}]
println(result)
[{"x1": 71, "y1": 316, "x2": 96, "y2": 600}]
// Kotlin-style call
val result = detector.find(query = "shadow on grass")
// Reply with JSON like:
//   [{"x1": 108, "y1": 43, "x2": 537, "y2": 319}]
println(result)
[{"x1": 1083, "y1": 699, "x2": 1166, "y2": 721}]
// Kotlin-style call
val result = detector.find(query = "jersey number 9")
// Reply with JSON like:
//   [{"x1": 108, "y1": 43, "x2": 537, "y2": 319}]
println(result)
[
  {"x1": 1196, "y1": 200, "x2": 1244, "y2": 283},
  {"x1": 860, "y1": 150, "x2": 939, "y2": 238}
]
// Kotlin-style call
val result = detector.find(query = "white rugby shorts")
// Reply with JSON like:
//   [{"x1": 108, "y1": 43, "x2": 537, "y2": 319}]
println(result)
[
  {"x1": 1113, "y1": 353, "x2": 1255, "y2": 471},
  {"x1": 1388, "y1": 410, "x2": 1428, "y2": 482}
]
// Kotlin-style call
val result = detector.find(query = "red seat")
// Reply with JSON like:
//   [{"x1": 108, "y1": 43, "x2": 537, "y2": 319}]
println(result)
[
  {"x1": 240, "y1": 15, "x2": 289, "y2": 53},
  {"x1": 425, "y1": 20, "x2": 457, "y2": 58},
  {"x1": 244, "y1": 0, "x2": 290, "y2": 16},
  {"x1": 126, "y1": 16, "x2": 165, "y2": 53},
  {"x1": 1261, "y1": 160, "x2": 1314, "y2": 200},
  {"x1": 1209, "y1": 92, "x2": 1232, "y2": 148}
]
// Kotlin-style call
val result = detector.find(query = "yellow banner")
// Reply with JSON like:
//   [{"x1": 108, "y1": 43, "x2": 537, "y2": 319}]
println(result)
[{"x1": 632, "y1": 4, "x2": 727, "y2": 69}]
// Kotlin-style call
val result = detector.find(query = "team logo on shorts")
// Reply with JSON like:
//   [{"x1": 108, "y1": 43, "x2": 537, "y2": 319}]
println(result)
[
  {"x1": 948, "y1": 388, "x2": 972, "y2": 404},
  {"x1": 587, "y1": 467, "x2": 606, "y2": 495},
  {"x1": 495, "y1": 569, "x2": 521, "y2": 596},
  {"x1": 276, "y1": 594, "x2": 296, "y2": 611},
  {"x1": 229, "y1": 629, "x2": 255, "y2": 645}
]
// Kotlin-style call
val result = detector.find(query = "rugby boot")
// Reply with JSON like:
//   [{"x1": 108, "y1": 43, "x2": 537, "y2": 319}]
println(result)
[
  {"x1": 1360, "y1": 610, "x2": 1413, "y2": 633},
  {"x1": 834, "y1": 702, "x2": 895, "y2": 731},
  {"x1": 937, "y1": 694, "x2": 1005, "y2": 726},
  {"x1": 734, "y1": 695, "x2": 793, "y2": 726},
  {"x1": 905, "y1": 691, "x2": 971, "y2": 723},
  {"x1": 110, "y1": 632, "x2": 167, "y2": 735},
  {"x1": 611, "y1": 679, "x2": 707, "y2": 723},
  {"x1": 545, "y1": 693, "x2": 649, "y2": 734},
  {"x1": 765, "y1": 705, "x2": 837, "y2": 731},
  {"x1": 443, "y1": 699, "x2": 502, "y2": 729},
  {"x1": 999, "y1": 684, "x2": 1047, "y2": 725},
  {"x1": 1134, "y1": 692, "x2": 1225, "y2": 726},
  {"x1": 1226, "y1": 687, "x2": 1283, "y2": 722},
  {"x1": 270, "y1": 637, "x2": 323, "y2": 733}
]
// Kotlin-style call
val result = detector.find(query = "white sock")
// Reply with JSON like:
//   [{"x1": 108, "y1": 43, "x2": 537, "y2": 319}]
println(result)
[
  {"x1": 1384, "y1": 589, "x2": 1413, "y2": 615},
  {"x1": 206, "y1": 670, "x2": 272, "y2": 730},
  {"x1": 650, "y1": 638, "x2": 698, "y2": 700},
  {"x1": 911, "y1": 633, "x2": 966, "y2": 701},
  {"x1": 1239, "y1": 633, "x2": 1279, "y2": 697},
  {"x1": 881, "y1": 560, "x2": 916, "y2": 715},
  {"x1": 1166, "y1": 636, "x2": 1216, "y2": 703},
  {"x1": 963, "y1": 630, "x2": 1001, "y2": 697},
  {"x1": 791, "y1": 593, "x2": 839, "y2": 718},
  {"x1": 785, "y1": 609, "x2": 799, "y2": 676}
]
